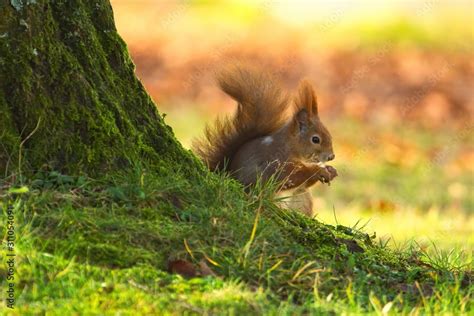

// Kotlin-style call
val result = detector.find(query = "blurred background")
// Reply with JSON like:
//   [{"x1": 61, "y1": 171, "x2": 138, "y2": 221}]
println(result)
[{"x1": 110, "y1": 0, "x2": 473, "y2": 255}]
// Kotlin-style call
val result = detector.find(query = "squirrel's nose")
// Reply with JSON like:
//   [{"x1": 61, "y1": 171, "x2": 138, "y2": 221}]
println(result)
[{"x1": 327, "y1": 154, "x2": 335, "y2": 161}]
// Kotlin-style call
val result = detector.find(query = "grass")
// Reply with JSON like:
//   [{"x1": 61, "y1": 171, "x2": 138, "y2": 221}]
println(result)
[{"x1": 0, "y1": 158, "x2": 472, "y2": 314}]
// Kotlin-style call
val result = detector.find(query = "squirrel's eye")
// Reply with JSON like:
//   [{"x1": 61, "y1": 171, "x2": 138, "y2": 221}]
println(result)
[{"x1": 311, "y1": 136, "x2": 321, "y2": 144}]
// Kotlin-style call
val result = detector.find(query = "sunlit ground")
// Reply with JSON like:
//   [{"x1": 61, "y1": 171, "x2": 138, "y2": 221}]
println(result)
[{"x1": 110, "y1": 0, "x2": 473, "y2": 258}]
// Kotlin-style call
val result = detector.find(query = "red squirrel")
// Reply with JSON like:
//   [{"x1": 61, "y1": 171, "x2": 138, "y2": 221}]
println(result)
[{"x1": 193, "y1": 64, "x2": 337, "y2": 216}]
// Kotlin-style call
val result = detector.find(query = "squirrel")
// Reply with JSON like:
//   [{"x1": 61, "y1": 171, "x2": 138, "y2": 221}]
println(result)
[{"x1": 192, "y1": 64, "x2": 337, "y2": 216}]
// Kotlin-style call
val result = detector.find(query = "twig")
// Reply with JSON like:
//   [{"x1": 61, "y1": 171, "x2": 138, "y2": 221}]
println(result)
[{"x1": 18, "y1": 117, "x2": 42, "y2": 180}]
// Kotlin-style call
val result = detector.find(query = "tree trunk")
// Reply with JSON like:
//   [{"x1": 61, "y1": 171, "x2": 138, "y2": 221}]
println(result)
[{"x1": 0, "y1": 0, "x2": 196, "y2": 177}]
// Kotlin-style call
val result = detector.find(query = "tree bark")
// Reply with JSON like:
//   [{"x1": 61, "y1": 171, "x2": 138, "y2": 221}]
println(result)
[{"x1": 0, "y1": 0, "x2": 196, "y2": 177}]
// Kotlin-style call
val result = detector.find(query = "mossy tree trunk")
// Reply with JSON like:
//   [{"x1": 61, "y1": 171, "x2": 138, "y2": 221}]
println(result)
[{"x1": 0, "y1": 0, "x2": 196, "y2": 177}]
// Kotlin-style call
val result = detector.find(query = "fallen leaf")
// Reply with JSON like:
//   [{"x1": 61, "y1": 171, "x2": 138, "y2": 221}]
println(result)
[{"x1": 167, "y1": 259, "x2": 197, "y2": 278}]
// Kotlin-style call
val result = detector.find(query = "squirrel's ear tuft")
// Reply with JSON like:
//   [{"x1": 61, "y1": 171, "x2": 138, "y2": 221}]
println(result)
[
  {"x1": 294, "y1": 109, "x2": 309, "y2": 133},
  {"x1": 295, "y1": 79, "x2": 318, "y2": 117}
]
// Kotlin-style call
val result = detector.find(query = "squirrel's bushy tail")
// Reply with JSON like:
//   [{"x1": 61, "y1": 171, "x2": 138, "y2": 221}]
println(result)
[{"x1": 193, "y1": 64, "x2": 289, "y2": 172}]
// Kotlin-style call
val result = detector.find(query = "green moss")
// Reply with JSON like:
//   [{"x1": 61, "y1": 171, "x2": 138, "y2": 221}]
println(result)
[{"x1": 0, "y1": 89, "x2": 20, "y2": 176}]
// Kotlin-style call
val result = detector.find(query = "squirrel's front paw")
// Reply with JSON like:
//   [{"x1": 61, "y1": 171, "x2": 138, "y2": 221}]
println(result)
[
  {"x1": 317, "y1": 166, "x2": 338, "y2": 184},
  {"x1": 325, "y1": 166, "x2": 338, "y2": 181}
]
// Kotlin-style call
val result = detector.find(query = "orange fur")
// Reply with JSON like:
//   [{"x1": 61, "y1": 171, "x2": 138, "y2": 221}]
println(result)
[{"x1": 294, "y1": 79, "x2": 318, "y2": 116}]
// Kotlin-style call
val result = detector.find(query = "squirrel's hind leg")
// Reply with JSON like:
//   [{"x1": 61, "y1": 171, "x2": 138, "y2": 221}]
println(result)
[{"x1": 277, "y1": 188, "x2": 314, "y2": 217}]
